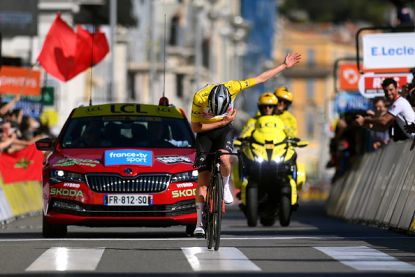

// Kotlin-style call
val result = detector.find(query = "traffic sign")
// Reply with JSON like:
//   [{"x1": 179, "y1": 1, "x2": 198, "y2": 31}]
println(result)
[{"x1": 41, "y1": 87, "x2": 54, "y2": 106}]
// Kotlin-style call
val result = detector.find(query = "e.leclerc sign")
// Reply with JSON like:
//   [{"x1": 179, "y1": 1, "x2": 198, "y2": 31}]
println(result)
[{"x1": 363, "y1": 32, "x2": 415, "y2": 69}]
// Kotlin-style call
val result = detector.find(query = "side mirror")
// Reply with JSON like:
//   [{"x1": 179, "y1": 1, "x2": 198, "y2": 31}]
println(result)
[
  {"x1": 297, "y1": 140, "x2": 309, "y2": 148},
  {"x1": 35, "y1": 137, "x2": 55, "y2": 151}
]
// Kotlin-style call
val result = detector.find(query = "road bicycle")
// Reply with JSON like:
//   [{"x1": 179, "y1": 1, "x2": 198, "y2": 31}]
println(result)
[{"x1": 201, "y1": 151, "x2": 239, "y2": 251}]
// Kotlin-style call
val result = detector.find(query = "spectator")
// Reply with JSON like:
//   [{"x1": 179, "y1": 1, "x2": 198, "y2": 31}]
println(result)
[
  {"x1": 366, "y1": 97, "x2": 391, "y2": 150},
  {"x1": 0, "y1": 121, "x2": 17, "y2": 152},
  {"x1": 355, "y1": 78, "x2": 415, "y2": 140},
  {"x1": 0, "y1": 95, "x2": 20, "y2": 116}
]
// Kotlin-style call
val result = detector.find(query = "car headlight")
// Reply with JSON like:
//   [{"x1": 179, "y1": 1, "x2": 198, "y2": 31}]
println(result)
[
  {"x1": 50, "y1": 170, "x2": 85, "y2": 184},
  {"x1": 171, "y1": 170, "x2": 198, "y2": 183}
]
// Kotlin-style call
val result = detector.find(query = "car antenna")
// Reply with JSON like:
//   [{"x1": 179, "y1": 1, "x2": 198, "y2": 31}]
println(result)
[
  {"x1": 159, "y1": 13, "x2": 169, "y2": 107},
  {"x1": 88, "y1": 24, "x2": 94, "y2": 107}
]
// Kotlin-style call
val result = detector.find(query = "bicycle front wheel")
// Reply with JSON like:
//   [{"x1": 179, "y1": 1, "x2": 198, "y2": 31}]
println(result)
[
  {"x1": 212, "y1": 174, "x2": 223, "y2": 251},
  {"x1": 206, "y1": 183, "x2": 214, "y2": 249}
]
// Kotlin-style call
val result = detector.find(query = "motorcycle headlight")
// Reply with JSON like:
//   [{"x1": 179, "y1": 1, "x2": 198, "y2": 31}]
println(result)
[
  {"x1": 254, "y1": 156, "x2": 264, "y2": 163},
  {"x1": 50, "y1": 170, "x2": 85, "y2": 184},
  {"x1": 171, "y1": 170, "x2": 198, "y2": 183},
  {"x1": 272, "y1": 156, "x2": 284, "y2": 163}
]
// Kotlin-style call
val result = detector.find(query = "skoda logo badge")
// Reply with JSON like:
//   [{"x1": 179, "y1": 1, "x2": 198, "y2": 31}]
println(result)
[{"x1": 124, "y1": 168, "x2": 133, "y2": 174}]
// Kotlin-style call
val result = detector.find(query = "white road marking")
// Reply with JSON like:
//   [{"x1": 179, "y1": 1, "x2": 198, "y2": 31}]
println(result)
[
  {"x1": 25, "y1": 247, "x2": 104, "y2": 272},
  {"x1": 315, "y1": 246, "x2": 415, "y2": 271},
  {"x1": 182, "y1": 247, "x2": 261, "y2": 272}
]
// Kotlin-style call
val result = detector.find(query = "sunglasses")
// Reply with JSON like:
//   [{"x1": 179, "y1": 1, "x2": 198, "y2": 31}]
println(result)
[
  {"x1": 259, "y1": 105, "x2": 275, "y2": 109},
  {"x1": 277, "y1": 98, "x2": 290, "y2": 105}
]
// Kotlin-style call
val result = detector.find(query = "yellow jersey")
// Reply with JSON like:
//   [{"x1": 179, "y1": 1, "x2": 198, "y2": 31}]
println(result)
[
  {"x1": 191, "y1": 78, "x2": 256, "y2": 124},
  {"x1": 278, "y1": 111, "x2": 298, "y2": 138}
]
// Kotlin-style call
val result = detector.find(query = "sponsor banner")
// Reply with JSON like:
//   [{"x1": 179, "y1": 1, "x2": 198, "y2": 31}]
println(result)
[
  {"x1": 71, "y1": 103, "x2": 183, "y2": 119},
  {"x1": 339, "y1": 64, "x2": 360, "y2": 91},
  {"x1": 335, "y1": 92, "x2": 371, "y2": 114},
  {"x1": 358, "y1": 72, "x2": 413, "y2": 98},
  {"x1": 0, "y1": 144, "x2": 43, "y2": 184},
  {"x1": 172, "y1": 188, "x2": 196, "y2": 199},
  {"x1": 104, "y1": 149, "x2": 153, "y2": 166},
  {"x1": 363, "y1": 32, "x2": 415, "y2": 69},
  {"x1": 1, "y1": 95, "x2": 43, "y2": 119},
  {"x1": 0, "y1": 66, "x2": 41, "y2": 96},
  {"x1": 156, "y1": 156, "x2": 193, "y2": 164},
  {"x1": 53, "y1": 158, "x2": 99, "y2": 167}
]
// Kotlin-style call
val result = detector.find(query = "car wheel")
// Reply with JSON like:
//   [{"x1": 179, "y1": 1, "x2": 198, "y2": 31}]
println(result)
[{"x1": 42, "y1": 215, "x2": 67, "y2": 238}]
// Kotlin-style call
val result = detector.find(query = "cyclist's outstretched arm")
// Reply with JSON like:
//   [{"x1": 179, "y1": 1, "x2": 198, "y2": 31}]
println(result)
[{"x1": 254, "y1": 52, "x2": 301, "y2": 85}]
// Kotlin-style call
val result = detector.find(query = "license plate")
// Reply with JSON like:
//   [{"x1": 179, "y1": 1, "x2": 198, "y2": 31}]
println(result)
[{"x1": 105, "y1": 194, "x2": 153, "y2": 206}]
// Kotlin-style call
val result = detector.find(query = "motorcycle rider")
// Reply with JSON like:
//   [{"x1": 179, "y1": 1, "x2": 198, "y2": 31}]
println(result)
[
  {"x1": 274, "y1": 86, "x2": 298, "y2": 138},
  {"x1": 240, "y1": 92, "x2": 286, "y2": 139}
]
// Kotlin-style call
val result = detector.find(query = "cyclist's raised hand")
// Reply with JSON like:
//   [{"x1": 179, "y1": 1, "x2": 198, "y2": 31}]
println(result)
[
  {"x1": 223, "y1": 109, "x2": 237, "y2": 124},
  {"x1": 284, "y1": 52, "x2": 301, "y2": 68}
]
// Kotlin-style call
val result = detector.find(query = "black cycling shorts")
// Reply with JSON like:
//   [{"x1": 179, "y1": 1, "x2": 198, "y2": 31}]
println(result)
[{"x1": 195, "y1": 123, "x2": 234, "y2": 172}]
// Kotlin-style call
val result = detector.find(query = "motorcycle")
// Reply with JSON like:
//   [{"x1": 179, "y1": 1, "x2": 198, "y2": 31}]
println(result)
[{"x1": 233, "y1": 115, "x2": 307, "y2": 227}]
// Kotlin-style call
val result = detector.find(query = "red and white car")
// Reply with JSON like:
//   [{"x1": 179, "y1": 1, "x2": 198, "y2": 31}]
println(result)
[{"x1": 36, "y1": 103, "x2": 197, "y2": 237}]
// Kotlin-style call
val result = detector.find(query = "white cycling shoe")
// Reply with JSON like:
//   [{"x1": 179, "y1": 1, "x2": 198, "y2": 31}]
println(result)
[
  {"x1": 193, "y1": 225, "x2": 205, "y2": 237},
  {"x1": 224, "y1": 185, "x2": 233, "y2": 205}
]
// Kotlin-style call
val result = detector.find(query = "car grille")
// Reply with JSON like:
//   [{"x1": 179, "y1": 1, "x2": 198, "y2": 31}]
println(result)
[
  {"x1": 50, "y1": 199, "x2": 196, "y2": 218},
  {"x1": 86, "y1": 173, "x2": 171, "y2": 193}
]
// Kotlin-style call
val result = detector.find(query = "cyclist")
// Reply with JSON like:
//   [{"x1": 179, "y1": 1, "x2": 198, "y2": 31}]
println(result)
[
  {"x1": 239, "y1": 92, "x2": 285, "y2": 139},
  {"x1": 274, "y1": 86, "x2": 298, "y2": 138},
  {"x1": 191, "y1": 52, "x2": 301, "y2": 236}
]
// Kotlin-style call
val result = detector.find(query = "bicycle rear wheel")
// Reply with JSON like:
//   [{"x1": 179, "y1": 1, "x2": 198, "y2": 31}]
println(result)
[{"x1": 212, "y1": 174, "x2": 223, "y2": 251}]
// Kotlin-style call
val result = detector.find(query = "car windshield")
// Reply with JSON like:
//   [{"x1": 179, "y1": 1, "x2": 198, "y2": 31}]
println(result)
[{"x1": 61, "y1": 116, "x2": 195, "y2": 148}]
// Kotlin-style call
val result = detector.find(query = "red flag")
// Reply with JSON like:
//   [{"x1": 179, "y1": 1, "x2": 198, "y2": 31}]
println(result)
[
  {"x1": 76, "y1": 25, "x2": 109, "y2": 68},
  {"x1": 37, "y1": 14, "x2": 109, "y2": 82},
  {"x1": 37, "y1": 14, "x2": 79, "y2": 81},
  {"x1": 0, "y1": 144, "x2": 44, "y2": 184}
]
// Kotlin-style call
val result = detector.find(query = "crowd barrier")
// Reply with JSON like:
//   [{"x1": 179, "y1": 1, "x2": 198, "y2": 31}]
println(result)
[
  {"x1": 326, "y1": 140, "x2": 415, "y2": 233},
  {"x1": 0, "y1": 144, "x2": 43, "y2": 223}
]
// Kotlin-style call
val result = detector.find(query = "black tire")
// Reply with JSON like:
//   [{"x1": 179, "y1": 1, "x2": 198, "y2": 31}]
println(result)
[
  {"x1": 260, "y1": 216, "x2": 276, "y2": 226},
  {"x1": 279, "y1": 195, "x2": 292, "y2": 227},
  {"x1": 246, "y1": 186, "x2": 258, "y2": 227},
  {"x1": 185, "y1": 224, "x2": 196, "y2": 237},
  {"x1": 212, "y1": 175, "x2": 223, "y2": 251},
  {"x1": 42, "y1": 216, "x2": 67, "y2": 238},
  {"x1": 206, "y1": 184, "x2": 214, "y2": 249}
]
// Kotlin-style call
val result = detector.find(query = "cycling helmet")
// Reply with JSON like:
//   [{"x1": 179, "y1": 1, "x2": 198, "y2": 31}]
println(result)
[
  {"x1": 208, "y1": 84, "x2": 231, "y2": 115},
  {"x1": 275, "y1": 86, "x2": 293, "y2": 103},
  {"x1": 258, "y1": 92, "x2": 278, "y2": 106}
]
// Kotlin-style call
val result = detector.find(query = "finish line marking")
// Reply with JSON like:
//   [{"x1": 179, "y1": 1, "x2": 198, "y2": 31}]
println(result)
[
  {"x1": 315, "y1": 246, "x2": 415, "y2": 271},
  {"x1": 26, "y1": 247, "x2": 104, "y2": 272},
  {"x1": 0, "y1": 235, "x2": 414, "y2": 242},
  {"x1": 182, "y1": 247, "x2": 261, "y2": 272}
]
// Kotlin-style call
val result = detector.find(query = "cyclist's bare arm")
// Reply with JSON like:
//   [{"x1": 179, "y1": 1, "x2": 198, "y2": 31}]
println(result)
[
  {"x1": 254, "y1": 52, "x2": 301, "y2": 85},
  {"x1": 191, "y1": 109, "x2": 237, "y2": 133}
]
